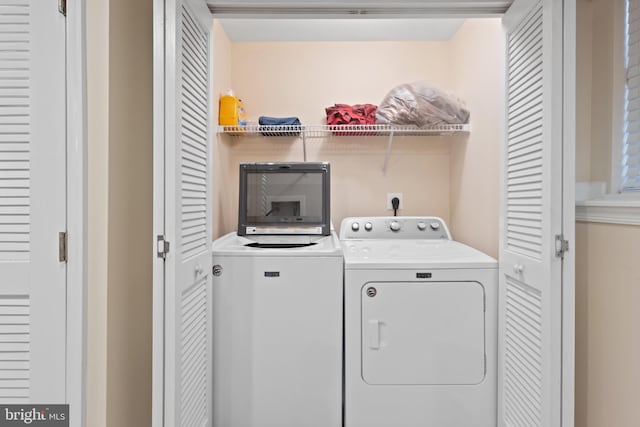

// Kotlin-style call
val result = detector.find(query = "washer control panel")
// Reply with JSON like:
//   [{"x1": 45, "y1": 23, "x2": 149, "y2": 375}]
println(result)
[{"x1": 340, "y1": 216, "x2": 451, "y2": 240}]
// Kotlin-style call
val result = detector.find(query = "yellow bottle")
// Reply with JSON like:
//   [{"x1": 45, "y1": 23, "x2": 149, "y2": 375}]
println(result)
[{"x1": 219, "y1": 95, "x2": 247, "y2": 133}]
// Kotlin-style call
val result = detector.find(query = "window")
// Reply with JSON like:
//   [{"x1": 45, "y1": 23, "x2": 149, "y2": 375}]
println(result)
[
  {"x1": 623, "y1": 0, "x2": 640, "y2": 190},
  {"x1": 575, "y1": 0, "x2": 640, "y2": 224}
]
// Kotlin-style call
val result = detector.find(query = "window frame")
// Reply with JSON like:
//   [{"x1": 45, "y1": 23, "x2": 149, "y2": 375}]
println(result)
[
  {"x1": 615, "y1": 0, "x2": 640, "y2": 193},
  {"x1": 611, "y1": 0, "x2": 626, "y2": 193}
]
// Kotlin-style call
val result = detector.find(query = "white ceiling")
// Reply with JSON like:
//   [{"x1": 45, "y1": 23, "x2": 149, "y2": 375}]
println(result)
[
  {"x1": 218, "y1": 18, "x2": 465, "y2": 42},
  {"x1": 210, "y1": 0, "x2": 510, "y2": 42}
]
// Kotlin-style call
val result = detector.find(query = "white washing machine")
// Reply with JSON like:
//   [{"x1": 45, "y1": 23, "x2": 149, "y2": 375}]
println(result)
[
  {"x1": 341, "y1": 216, "x2": 498, "y2": 427},
  {"x1": 211, "y1": 232, "x2": 343, "y2": 427}
]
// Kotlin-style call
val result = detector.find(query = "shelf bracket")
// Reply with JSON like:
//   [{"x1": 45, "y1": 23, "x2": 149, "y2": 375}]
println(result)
[
  {"x1": 382, "y1": 130, "x2": 395, "y2": 175},
  {"x1": 302, "y1": 129, "x2": 307, "y2": 162}
]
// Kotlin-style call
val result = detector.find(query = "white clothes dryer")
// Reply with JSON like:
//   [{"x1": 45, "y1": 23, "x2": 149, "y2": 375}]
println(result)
[
  {"x1": 211, "y1": 232, "x2": 343, "y2": 427},
  {"x1": 341, "y1": 217, "x2": 498, "y2": 427}
]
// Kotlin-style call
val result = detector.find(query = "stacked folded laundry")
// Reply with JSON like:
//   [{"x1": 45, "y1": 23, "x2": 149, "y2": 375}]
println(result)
[
  {"x1": 325, "y1": 104, "x2": 378, "y2": 135},
  {"x1": 258, "y1": 116, "x2": 302, "y2": 137}
]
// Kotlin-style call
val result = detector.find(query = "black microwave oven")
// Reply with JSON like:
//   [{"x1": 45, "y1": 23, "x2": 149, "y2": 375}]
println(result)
[{"x1": 237, "y1": 162, "x2": 331, "y2": 236}]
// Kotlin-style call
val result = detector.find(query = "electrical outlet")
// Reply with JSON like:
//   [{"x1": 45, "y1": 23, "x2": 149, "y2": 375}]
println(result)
[{"x1": 386, "y1": 193, "x2": 404, "y2": 210}]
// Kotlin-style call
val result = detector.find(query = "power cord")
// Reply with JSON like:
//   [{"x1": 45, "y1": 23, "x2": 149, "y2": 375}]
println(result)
[{"x1": 392, "y1": 197, "x2": 400, "y2": 217}]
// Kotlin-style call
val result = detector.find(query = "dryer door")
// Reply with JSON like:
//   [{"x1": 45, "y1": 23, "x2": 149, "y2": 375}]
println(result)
[{"x1": 362, "y1": 281, "x2": 486, "y2": 385}]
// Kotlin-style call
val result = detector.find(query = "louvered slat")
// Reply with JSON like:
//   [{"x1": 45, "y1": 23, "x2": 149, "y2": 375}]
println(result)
[
  {"x1": 506, "y1": 3, "x2": 544, "y2": 260},
  {"x1": 504, "y1": 278, "x2": 543, "y2": 427},
  {"x1": 0, "y1": 295, "x2": 30, "y2": 401},
  {"x1": 180, "y1": 278, "x2": 207, "y2": 427},
  {"x1": 176, "y1": 3, "x2": 209, "y2": 426},
  {"x1": 0, "y1": 0, "x2": 29, "y2": 261},
  {"x1": 180, "y1": 4, "x2": 208, "y2": 261},
  {"x1": 503, "y1": 4, "x2": 545, "y2": 425},
  {"x1": 624, "y1": 0, "x2": 640, "y2": 190}
]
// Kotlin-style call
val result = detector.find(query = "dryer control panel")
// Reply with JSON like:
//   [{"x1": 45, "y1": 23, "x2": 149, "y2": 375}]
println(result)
[{"x1": 340, "y1": 216, "x2": 451, "y2": 240}]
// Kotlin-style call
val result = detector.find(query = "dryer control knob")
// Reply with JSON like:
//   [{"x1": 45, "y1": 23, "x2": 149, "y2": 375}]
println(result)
[
  {"x1": 417, "y1": 221, "x2": 427, "y2": 231},
  {"x1": 390, "y1": 220, "x2": 401, "y2": 232},
  {"x1": 364, "y1": 222, "x2": 373, "y2": 231},
  {"x1": 351, "y1": 222, "x2": 360, "y2": 231},
  {"x1": 430, "y1": 222, "x2": 441, "y2": 231}
]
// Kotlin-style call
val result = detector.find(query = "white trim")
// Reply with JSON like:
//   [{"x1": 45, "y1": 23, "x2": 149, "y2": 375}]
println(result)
[
  {"x1": 575, "y1": 198, "x2": 640, "y2": 225},
  {"x1": 562, "y1": 1, "x2": 576, "y2": 426},
  {"x1": 152, "y1": 0, "x2": 166, "y2": 426},
  {"x1": 66, "y1": 0, "x2": 87, "y2": 426},
  {"x1": 575, "y1": 181, "x2": 640, "y2": 225},
  {"x1": 207, "y1": 2, "x2": 511, "y2": 18},
  {"x1": 575, "y1": 181, "x2": 607, "y2": 201}
]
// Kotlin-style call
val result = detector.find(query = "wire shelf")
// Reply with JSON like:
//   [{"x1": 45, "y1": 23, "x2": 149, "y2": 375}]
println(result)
[
  {"x1": 217, "y1": 123, "x2": 470, "y2": 138},
  {"x1": 217, "y1": 123, "x2": 470, "y2": 175}
]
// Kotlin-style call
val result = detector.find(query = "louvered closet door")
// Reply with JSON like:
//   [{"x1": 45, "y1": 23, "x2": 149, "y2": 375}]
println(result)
[
  {"x1": 0, "y1": 1, "x2": 65, "y2": 403},
  {"x1": 162, "y1": 0, "x2": 213, "y2": 425},
  {"x1": 499, "y1": 0, "x2": 565, "y2": 426}
]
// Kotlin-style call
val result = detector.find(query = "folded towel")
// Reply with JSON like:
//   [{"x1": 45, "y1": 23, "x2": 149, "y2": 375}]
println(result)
[
  {"x1": 258, "y1": 116, "x2": 302, "y2": 136},
  {"x1": 325, "y1": 104, "x2": 378, "y2": 135}
]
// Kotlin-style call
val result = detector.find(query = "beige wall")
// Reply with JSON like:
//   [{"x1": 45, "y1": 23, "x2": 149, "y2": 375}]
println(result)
[
  {"x1": 576, "y1": 0, "x2": 593, "y2": 182},
  {"x1": 87, "y1": 0, "x2": 153, "y2": 426},
  {"x1": 213, "y1": 23, "x2": 503, "y2": 252},
  {"x1": 230, "y1": 41, "x2": 452, "y2": 125},
  {"x1": 576, "y1": 0, "x2": 625, "y2": 190},
  {"x1": 106, "y1": 0, "x2": 153, "y2": 425},
  {"x1": 212, "y1": 21, "x2": 232, "y2": 238},
  {"x1": 575, "y1": 222, "x2": 640, "y2": 427},
  {"x1": 589, "y1": 0, "x2": 615, "y2": 187},
  {"x1": 217, "y1": 39, "x2": 456, "y2": 236},
  {"x1": 575, "y1": 1, "x2": 640, "y2": 426},
  {"x1": 449, "y1": 19, "x2": 502, "y2": 258}
]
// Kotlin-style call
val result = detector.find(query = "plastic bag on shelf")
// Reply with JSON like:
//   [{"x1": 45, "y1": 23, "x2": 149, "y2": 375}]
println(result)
[{"x1": 375, "y1": 82, "x2": 470, "y2": 128}]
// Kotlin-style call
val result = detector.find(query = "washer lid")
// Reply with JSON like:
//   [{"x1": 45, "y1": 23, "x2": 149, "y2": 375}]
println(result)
[
  {"x1": 342, "y1": 239, "x2": 497, "y2": 269},
  {"x1": 212, "y1": 231, "x2": 343, "y2": 256}
]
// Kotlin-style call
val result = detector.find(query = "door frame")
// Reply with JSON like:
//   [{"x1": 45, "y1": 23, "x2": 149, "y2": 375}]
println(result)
[
  {"x1": 152, "y1": 0, "x2": 165, "y2": 426},
  {"x1": 152, "y1": 2, "x2": 575, "y2": 427},
  {"x1": 66, "y1": 0, "x2": 87, "y2": 426},
  {"x1": 561, "y1": 0, "x2": 576, "y2": 425}
]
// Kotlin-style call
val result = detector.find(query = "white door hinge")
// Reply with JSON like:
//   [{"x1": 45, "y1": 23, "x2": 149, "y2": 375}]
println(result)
[
  {"x1": 157, "y1": 235, "x2": 170, "y2": 259},
  {"x1": 59, "y1": 231, "x2": 68, "y2": 263},
  {"x1": 58, "y1": 0, "x2": 66, "y2": 16},
  {"x1": 555, "y1": 234, "x2": 569, "y2": 259}
]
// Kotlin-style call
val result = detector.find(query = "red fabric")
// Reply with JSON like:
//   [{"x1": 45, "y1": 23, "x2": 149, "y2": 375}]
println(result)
[{"x1": 326, "y1": 104, "x2": 377, "y2": 135}]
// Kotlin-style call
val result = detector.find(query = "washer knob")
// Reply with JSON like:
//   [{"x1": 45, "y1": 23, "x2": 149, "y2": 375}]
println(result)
[
  {"x1": 430, "y1": 222, "x2": 441, "y2": 231},
  {"x1": 364, "y1": 222, "x2": 373, "y2": 231},
  {"x1": 351, "y1": 222, "x2": 360, "y2": 231},
  {"x1": 390, "y1": 220, "x2": 401, "y2": 232},
  {"x1": 417, "y1": 221, "x2": 427, "y2": 231}
]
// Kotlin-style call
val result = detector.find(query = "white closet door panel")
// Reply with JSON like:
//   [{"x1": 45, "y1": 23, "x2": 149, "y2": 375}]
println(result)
[
  {"x1": 0, "y1": 0, "x2": 66, "y2": 403},
  {"x1": 0, "y1": 295, "x2": 29, "y2": 400},
  {"x1": 505, "y1": 2, "x2": 544, "y2": 261},
  {"x1": 180, "y1": 5, "x2": 209, "y2": 262},
  {"x1": 0, "y1": 0, "x2": 30, "y2": 263},
  {"x1": 161, "y1": 0, "x2": 213, "y2": 425},
  {"x1": 500, "y1": 0, "x2": 565, "y2": 426}
]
